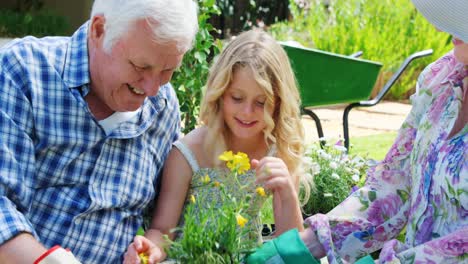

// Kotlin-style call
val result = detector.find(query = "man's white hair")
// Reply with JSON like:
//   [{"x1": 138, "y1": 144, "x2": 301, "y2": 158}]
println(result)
[{"x1": 91, "y1": 0, "x2": 198, "y2": 53}]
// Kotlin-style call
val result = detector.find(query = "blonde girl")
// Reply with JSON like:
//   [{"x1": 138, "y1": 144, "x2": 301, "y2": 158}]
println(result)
[{"x1": 124, "y1": 29, "x2": 312, "y2": 264}]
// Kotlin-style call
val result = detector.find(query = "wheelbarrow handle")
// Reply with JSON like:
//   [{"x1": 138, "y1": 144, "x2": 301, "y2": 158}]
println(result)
[
  {"x1": 360, "y1": 49, "x2": 433, "y2": 107},
  {"x1": 343, "y1": 49, "x2": 433, "y2": 151}
]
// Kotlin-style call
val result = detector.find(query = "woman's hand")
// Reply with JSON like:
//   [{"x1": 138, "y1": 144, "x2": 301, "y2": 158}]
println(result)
[{"x1": 123, "y1": 235, "x2": 166, "y2": 264}]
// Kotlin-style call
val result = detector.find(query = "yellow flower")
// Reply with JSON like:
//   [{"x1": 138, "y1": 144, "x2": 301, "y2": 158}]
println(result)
[
  {"x1": 190, "y1": 194, "x2": 196, "y2": 203},
  {"x1": 256, "y1": 187, "x2": 266, "y2": 197},
  {"x1": 213, "y1": 181, "x2": 221, "y2": 187},
  {"x1": 139, "y1": 252, "x2": 149, "y2": 264},
  {"x1": 225, "y1": 161, "x2": 236, "y2": 172},
  {"x1": 201, "y1": 174, "x2": 211, "y2": 184},
  {"x1": 232, "y1": 152, "x2": 250, "y2": 174},
  {"x1": 236, "y1": 213, "x2": 248, "y2": 228},
  {"x1": 220, "y1": 151, "x2": 251, "y2": 174},
  {"x1": 218, "y1": 151, "x2": 234, "y2": 161}
]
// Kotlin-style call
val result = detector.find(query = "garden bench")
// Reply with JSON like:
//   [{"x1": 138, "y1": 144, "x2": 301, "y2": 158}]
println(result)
[{"x1": 282, "y1": 44, "x2": 433, "y2": 150}]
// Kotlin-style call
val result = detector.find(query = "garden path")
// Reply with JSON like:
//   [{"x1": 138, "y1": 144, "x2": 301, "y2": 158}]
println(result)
[{"x1": 302, "y1": 101, "x2": 412, "y2": 144}]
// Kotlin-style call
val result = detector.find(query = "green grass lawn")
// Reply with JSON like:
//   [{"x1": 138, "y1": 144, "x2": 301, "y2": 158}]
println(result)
[{"x1": 348, "y1": 132, "x2": 397, "y2": 161}]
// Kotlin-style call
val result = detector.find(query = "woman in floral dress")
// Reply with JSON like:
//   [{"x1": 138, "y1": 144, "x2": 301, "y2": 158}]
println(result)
[{"x1": 247, "y1": 0, "x2": 467, "y2": 263}]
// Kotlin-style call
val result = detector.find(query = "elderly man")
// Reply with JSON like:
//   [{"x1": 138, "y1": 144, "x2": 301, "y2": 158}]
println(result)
[{"x1": 0, "y1": 0, "x2": 198, "y2": 263}]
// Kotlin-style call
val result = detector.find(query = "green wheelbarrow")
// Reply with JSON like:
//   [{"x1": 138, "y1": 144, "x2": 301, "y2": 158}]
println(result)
[{"x1": 282, "y1": 44, "x2": 433, "y2": 150}]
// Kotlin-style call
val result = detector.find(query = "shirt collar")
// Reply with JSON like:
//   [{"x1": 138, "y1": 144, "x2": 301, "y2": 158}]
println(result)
[{"x1": 63, "y1": 21, "x2": 91, "y2": 88}]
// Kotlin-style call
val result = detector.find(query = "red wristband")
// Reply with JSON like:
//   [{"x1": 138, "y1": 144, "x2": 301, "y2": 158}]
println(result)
[{"x1": 34, "y1": 245, "x2": 61, "y2": 264}]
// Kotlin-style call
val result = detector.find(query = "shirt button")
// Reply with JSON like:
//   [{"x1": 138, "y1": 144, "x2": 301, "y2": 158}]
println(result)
[{"x1": 450, "y1": 197, "x2": 457, "y2": 204}]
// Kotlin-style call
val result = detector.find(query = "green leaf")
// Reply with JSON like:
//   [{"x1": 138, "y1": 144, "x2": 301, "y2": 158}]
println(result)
[
  {"x1": 397, "y1": 189, "x2": 410, "y2": 202},
  {"x1": 445, "y1": 177, "x2": 456, "y2": 196},
  {"x1": 180, "y1": 104, "x2": 189, "y2": 112},
  {"x1": 194, "y1": 51, "x2": 207, "y2": 63}
]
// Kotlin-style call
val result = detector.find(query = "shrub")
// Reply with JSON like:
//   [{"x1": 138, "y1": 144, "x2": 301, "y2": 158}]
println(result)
[
  {"x1": 165, "y1": 151, "x2": 267, "y2": 263},
  {"x1": 0, "y1": 9, "x2": 70, "y2": 37},
  {"x1": 209, "y1": 0, "x2": 289, "y2": 38},
  {"x1": 171, "y1": 0, "x2": 221, "y2": 134},
  {"x1": 301, "y1": 140, "x2": 370, "y2": 216},
  {"x1": 14, "y1": 0, "x2": 44, "y2": 13},
  {"x1": 268, "y1": 0, "x2": 452, "y2": 100}
]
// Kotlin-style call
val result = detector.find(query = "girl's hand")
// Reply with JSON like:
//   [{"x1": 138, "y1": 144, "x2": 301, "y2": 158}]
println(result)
[
  {"x1": 252, "y1": 157, "x2": 303, "y2": 234},
  {"x1": 251, "y1": 157, "x2": 297, "y2": 203},
  {"x1": 123, "y1": 235, "x2": 165, "y2": 264}
]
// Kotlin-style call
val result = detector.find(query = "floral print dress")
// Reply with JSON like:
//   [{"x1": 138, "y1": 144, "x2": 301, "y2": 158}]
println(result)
[{"x1": 305, "y1": 51, "x2": 467, "y2": 264}]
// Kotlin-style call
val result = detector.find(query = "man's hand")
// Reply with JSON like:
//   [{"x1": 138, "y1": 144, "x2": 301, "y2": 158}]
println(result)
[{"x1": 123, "y1": 235, "x2": 166, "y2": 264}]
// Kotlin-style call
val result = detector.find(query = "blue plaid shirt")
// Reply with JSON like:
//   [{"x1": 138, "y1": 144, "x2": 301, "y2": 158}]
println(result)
[{"x1": 0, "y1": 23, "x2": 180, "y2": 263}]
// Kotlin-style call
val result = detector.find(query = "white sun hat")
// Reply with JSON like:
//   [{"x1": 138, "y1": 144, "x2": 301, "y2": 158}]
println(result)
[{"x1": 411, "y1": 0, "x2": 468, "y2": 42}]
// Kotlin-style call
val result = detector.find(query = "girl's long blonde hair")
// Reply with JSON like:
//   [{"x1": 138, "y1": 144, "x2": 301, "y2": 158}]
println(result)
[{"x1": 199, "y1": 29, "x2": 312, "y2": 202}]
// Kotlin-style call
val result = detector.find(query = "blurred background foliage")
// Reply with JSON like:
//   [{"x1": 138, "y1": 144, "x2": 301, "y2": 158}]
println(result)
[
  {"x1": 0, "y1": 8, "x2": 70, "y2": 37},
  {"x1": 0, "y1": 0, "x2": 453, "y2": 132},
  {"x1": 171, "y1": 0, "x2": 222, "y2": 134},
  {"x1": 268, "y1": 0, "x2": 452, "y2": 100},
  {"x1": 0, "y1": 0, "x2": 70, "y2": 37},
  {"x1": 176, "y1": 0, "x2": 452, "y2": 132},
  {"x1": 209, "y1": 0, "x2": 289, "y2": 38}
]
